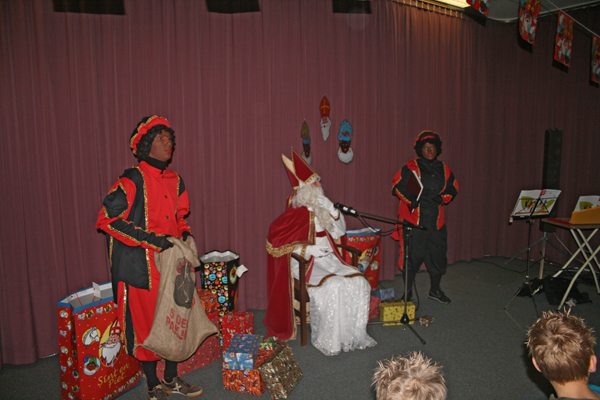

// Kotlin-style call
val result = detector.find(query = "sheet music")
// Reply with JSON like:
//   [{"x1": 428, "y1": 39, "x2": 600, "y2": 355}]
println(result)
[
  {"x1": 574, "y1": 195, "x2": 600, "y2": 211},
  {"x1": 511, "y1": 189, "x2": 561, "y2": 217}
]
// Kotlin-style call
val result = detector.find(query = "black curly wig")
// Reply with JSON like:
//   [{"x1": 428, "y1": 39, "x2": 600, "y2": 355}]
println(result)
[
  {"x1": 130, "y1": 116, "x2": 175, "y2": 161},
  {"x1": 414, "y1": 131, "x2": 442, "y2": 158}
]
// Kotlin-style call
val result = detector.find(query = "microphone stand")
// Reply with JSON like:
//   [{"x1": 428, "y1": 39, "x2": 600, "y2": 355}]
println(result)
[{"x1": 336, "y1": 204, "x2": 427, "y2": 345}]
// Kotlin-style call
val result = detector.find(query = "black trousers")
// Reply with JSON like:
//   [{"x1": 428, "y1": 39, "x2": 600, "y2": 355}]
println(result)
[{"x1": 402, "y1": 223, "x2": 448, "y2": 292}]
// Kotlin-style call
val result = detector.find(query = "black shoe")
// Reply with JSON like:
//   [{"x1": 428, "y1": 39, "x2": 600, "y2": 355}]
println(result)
[
  {"x1": 400, "y1": 292, "x2": 413, "y2": 303},
  {"x1": 429, "y1": 289, "x2": 451, "y2": 304}
]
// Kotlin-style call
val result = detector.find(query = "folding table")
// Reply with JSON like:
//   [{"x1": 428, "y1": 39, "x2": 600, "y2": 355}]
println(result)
[{"x1": 542, "y1": 218, "x2": 600, "y2": 309}]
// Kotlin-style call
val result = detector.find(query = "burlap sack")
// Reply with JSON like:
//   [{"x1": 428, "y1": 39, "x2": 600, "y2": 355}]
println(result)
[{"x1": 142, "y1": 237, "x2": 218, "y2": 361}]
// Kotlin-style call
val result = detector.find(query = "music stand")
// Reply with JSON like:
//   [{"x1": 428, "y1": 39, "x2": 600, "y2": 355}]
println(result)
[
  {"x1": 335, "y1": 204, "x2": 427, "y2": 345},
  {"x1": 505, "y1": 189, "x2": 561, "y2": 314}
]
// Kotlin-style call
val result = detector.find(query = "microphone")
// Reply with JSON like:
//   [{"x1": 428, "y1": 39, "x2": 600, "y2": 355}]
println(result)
[{"x1": 334, "y1": 202, "x2": 358, "y2": 216}]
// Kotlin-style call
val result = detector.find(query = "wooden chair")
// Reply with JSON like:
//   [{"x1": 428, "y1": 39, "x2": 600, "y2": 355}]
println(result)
[{"x1": 291, "y1": 243, "x2": 362, "y2": 346}]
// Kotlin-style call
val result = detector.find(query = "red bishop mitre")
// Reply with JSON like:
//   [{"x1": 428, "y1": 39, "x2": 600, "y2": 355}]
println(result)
[
  {"x1": 281, "y1": 148, "x2": 319, "y2": 190},
  {"x1": 109, "y1": 319, "x2": 122, "y2": 337},
  {"x1": 320, "y1": 96, "x2": 330, "y2": 118}
]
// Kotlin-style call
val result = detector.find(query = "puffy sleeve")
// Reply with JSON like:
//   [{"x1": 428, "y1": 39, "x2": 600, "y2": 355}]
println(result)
[
  {"x1": 95, "y1": 176, "x2": 170, "y2": 252},
  {"x1": 392, "y1": 164, "x2": 418, "y2": 208}
]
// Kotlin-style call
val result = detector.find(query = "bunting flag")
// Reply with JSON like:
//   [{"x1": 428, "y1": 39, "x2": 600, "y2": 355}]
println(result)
[
  {"x1": 519, "y1": 0, "x2": 541, "y2": 45},
  {"x1": 466, "y1": 0, "x2": 490, "y2": 16},
  {"x1": 592, "y1": 34, "x2": 600, "y2": 84},
  {"x1": 554, "y1": 11, "x2": 574, "y2": 67}
]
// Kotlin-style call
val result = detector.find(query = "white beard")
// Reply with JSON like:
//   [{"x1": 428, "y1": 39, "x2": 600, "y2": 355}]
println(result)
[
  {"x1": 338, "y1": 147, "x2": 354, "y2": 164},
  {"x1": 101, "y1": 340, "x2": 121, "y2": 366},
  {"x1": 293, "y1": 185, "x2": 335, "y2": 232},
  {"x1": 320, "y1": 118, "x2": 331, "y2": 141}
]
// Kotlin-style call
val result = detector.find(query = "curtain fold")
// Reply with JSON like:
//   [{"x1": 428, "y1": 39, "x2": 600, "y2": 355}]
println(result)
[{"x1": 1, "y1": 0, "x2": 599, "y2": 366}]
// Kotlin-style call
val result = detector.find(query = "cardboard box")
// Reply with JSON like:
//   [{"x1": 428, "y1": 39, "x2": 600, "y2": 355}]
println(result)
[{"x1": 380, "y1": 301, "x2": 415, "y2": 325}]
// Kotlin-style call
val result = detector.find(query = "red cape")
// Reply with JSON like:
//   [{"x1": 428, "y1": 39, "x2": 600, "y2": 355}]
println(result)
[{"x1": 263, "y1": 206, "x2": 315, "y2": 340}]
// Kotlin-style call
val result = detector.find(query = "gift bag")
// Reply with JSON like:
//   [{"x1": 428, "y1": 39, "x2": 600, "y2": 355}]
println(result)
[
  {"x1": 58, "y1": 282, "x2": 141, "y2": 400},
  {"x1": 345, "y1": 228, "x2": 382, "y2": 289},
  {"x1": 142, "y1": 237, "x2": 218, "y2": 362},
  {"x1": 200, "y1": 250, "x2": 245, "y2": 316}
]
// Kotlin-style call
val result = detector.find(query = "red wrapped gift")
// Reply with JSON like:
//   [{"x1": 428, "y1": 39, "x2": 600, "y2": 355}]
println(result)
[
  {"x1": 221, "y1": 311, "x2": 254, "y2": 350},
  {"x1": 223, "y1": 349, "x2": 273, "y2": 396},
  {"x1": 156, "y1": 316, "x2": 221, "y2": 379},
  {"x1": 369, "y1": 295, "x2": 381, "y2": 320},
  {"x1": 197, "y1": 288, "x2": 220, "y2": 315}
]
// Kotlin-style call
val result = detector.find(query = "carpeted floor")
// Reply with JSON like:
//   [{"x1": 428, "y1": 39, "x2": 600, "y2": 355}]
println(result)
[{"x1": 1, "y1": 255, "x2": 599, "y2": 400}]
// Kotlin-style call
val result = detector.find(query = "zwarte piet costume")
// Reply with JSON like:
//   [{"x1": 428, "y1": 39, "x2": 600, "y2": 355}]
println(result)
[{"x1": 392, "y1": 131, "x2": 458, "y2": 303}]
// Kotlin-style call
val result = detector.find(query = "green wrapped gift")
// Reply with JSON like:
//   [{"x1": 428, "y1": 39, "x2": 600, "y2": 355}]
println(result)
[{"x1": 260, "y1": 336, "x2": 275, "y2": 351}]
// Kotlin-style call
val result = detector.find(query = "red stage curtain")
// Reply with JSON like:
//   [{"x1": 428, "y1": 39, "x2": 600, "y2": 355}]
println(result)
[{"x1": 1, "y1": 0, "x2": 599, "y2": 366}]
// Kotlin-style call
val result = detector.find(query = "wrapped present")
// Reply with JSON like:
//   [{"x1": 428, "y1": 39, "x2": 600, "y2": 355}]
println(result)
[
  {"x1": 369, "y1": 295, "x2": 381, "y2": 320},
  {"x1": 58, "y1": 282, "x2": 140, "y2": 400},
  {"x1": 223, "y1": 334, "x2": 260, "y2": 370},
  {"x1": 200, "y1": 250, "x2": 241, "y2": 317},
  {"x1": 222, "y1": 349, "x2": 274, "y2": 396},
  {"x1": 260, "y1": 336, "x2": 275, "y2": 351},
  {"x1": 221, "y1": 311, "x2": 254, "y2": 350},
  {"x1": 345, "y1": 227, "x2": 382, "y2": 289},
  {"x1": 380, "y1": 301, "x2": 415, "y2": 325},
  {"x1": 223, "y1": 368, "x2": 266, "y2": 396},
  {"x1": 372, "y1": 287, "x2": 394, "y2": 301},
  {"x1": 197, "y1": 288, "x2": 220, "y2": 315},
  {"x1": 258, "y1": 341, "x2": 303, "y2": 399},
  {"x1": 419, "y1": 315, "x2": 434, "y2": 327},
  {"x1": 156, "y1": 316, "x2": 221, "y2": 379}
]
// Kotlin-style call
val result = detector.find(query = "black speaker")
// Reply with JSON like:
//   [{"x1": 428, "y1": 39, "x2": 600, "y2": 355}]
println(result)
[
  {"x1": 53, "y1": 0, "x2": 125, "y2": 14},
  {"x1": 540, "y1": 129, "x2": 563, "y2": 232},
  {"x1": 333, "y1": 0, "x2": 372, "y2": 13},
  {"x1": 206, "y1": 0, "x2": 260, "y2": 13}
]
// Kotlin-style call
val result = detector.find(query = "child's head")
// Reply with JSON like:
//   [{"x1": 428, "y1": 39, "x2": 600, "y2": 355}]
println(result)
[
  {"x1": 527, "y1": 311, "x2": 596, "y2": 385},
  {"x1": 372, "y1": 351, "x2": 446, "y2": 400}
]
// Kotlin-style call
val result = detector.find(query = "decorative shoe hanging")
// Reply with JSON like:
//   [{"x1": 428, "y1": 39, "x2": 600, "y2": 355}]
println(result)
[{"x1": 337, "y1": 119, "x2": 354, "y2": 164}]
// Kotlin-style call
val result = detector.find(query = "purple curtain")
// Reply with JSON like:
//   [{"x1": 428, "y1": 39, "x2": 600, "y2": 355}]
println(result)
[{"x1": 1, "y1": 0, "x2": 599, "y2": 367}]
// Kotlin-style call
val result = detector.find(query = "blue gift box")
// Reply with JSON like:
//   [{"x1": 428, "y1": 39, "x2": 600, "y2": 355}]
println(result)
[
  {"x1": 372, "y1": 288, "x2": 394, "y2": 301},
  {"x1": 223, "y1": 333, "x2": 260, "y2": 370}
]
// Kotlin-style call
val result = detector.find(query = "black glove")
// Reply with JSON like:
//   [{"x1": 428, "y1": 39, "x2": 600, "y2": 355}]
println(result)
[
  {"x1": 159, "y1": 235, "x2": 174, "y2": 252},
  {"x1": 433, "y1": 195, "x2": 444, "y2": 205},
  {"x1": 410, "y1": 200, "x2": 420, "y2": 211},
  {"x1": 182, "y1": 231, "x2": 193, "y2": 242}
]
